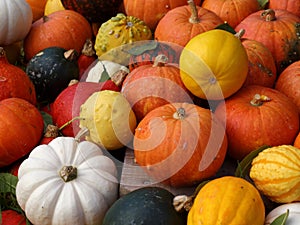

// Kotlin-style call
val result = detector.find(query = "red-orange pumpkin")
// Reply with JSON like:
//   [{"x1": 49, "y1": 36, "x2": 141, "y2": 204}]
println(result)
[
  {"x1": 0, "y1": 98, "x2": 44, "y2": 167},
  {"x1": 134, "y1": 102, "x2": 228, "y2": 187},
  {"x1": 235, "y1": 9, "x2": 300, "y2": 75},
  {"x1": 26, "y1": 0, "x2": 48, "y2": 21},
  {"x1": 23, "y1": 10, "x2": 93, "y2": 61},
  {"x1": 1, "y1": 210, "x2": 27, "y2": 225},
  {"x1": 269, "y1": 0, "x2": 300, "y2": 18},
  {"x1": 275, "y1": 60, "x2": 300, "y2": 113},
  {"x1": 0, "y1": 47, "x2": 36, "y2": 105},
  {"x1": 154, "y1": 0, "x2": 223, "y2": 47},
  {"x1": 123, "y1": 0, "x2": 202, "y2": 31},
  {"x1": 215, "y1": 85, "x2": 300, "y2": 160},
  {"x1": 201, "y1": 0, "x2": 260, "y2": 28}
]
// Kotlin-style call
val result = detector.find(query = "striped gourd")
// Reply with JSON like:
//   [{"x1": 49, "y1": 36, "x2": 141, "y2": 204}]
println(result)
[{"x1": 250, "y1": 145, "x2": 300, "y2": 203}]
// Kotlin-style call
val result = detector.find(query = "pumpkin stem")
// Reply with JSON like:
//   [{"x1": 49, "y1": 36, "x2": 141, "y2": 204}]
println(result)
[
  {"x1": 173, "y1": 107, "x2": 186, "y2": 120},
  {"x1": 261, "y1": 9, "x2": 276, "y2": 21},
  {"x1": 59, "y1": 165, "x2": 77, "y2": 182},
  {"x1": 42, "y1": 15, "x2": 50, "y2": 23},
  {"x1": 58, "y1": 116, "x2": 84, "y2": 131},
  {"x1": 68, "y1": 79, "x2": 79, "y2": 86},
  {"x1": 153, "y1": 54, "x2": 168, "y2": 67},
  {"x1": 234, "y1": 29, "x2": 245, "y2": 39},
  {"x1": 111, "y1": 67, "x2": 129, "y2": 86},
  {"x1": 173, "y1": 195, "x2": 194, "y2": 212},
  {"x1": 64, "y1": 49, "x2": 78, "y2": 61},
  {"x1": 188, "y1": 0, "x2": 200, "y2": 24},
  {"x1": 82, "y1": 39, "x2": 96, "y2": 56},
  {"x1": 250, "y1": 94, "x2": 271, "y2": 106},
  {"x1": 44, "y1": 124, "x2": 59, "y2": 138}
]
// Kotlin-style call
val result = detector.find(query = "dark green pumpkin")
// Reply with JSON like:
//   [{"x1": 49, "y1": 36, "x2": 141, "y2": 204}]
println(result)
[
  {"x1": 102, "y1": 187, "x2": 187, "y2": 225},
  {"x1": 26, "y1": 47, "x2": 79, "y2": 103}
]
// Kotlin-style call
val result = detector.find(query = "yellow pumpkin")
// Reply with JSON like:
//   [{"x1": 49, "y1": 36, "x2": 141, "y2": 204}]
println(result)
[
  {"x1": 180, "y1": 29, "x2": 248, "y2": 100},
  {"x1": 44, "y1": 0, "x2": 65, "y2": 16},
  {"x1": 79, "y1": 90, "x2": 137, "y2": 150},
  {"x1": 250, "y1": 145, "x2": 300, "y2": 203},
  {"x1": 188, "y1": 176, "x2": 265, "y2": 225}
]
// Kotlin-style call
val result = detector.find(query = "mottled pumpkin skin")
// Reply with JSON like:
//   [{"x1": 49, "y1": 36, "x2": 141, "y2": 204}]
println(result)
[
  {"x1": 188, "y1": 176, "x2": 265, "y2": 225},
  {"x1": 250, "y1": 145, "x2": 300, "y2": 203}
]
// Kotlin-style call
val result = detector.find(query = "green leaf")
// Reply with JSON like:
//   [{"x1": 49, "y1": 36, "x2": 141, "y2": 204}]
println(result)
[
  {"x1": 270, "y1": 210, "x2": 289, "y2": 225},
  {"x1": 125, "y1": 41, "x2": 158, "y2": 56},
  {"x1": 40, "y1": 110, "x2": 53, "y2": 133},
  {"x1": 235, "y1": 145, "x2": 270, "y2": 178},
  {"x1": 258, "y1": 0, "x2": 269, "y2": 9},
  {"x1": 215, "y1": 23, "x2": 236, "y2": 34},
  {"x1": 99, "y1": 62, "x2": 111, "y2": 82},
  {"x1": 0, "y1": 173, "x2": 20, "y2": 211}
]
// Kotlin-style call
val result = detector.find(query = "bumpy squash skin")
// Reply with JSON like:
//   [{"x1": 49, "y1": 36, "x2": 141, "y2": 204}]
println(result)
[{"x1": 102, "y1": 187, "x2": 187, "y2": 225}]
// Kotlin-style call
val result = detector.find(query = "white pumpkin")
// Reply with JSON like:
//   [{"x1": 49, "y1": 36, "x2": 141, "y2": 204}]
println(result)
[
  {"x1": 265, "y1": 203, "x2": 300, "y2": 225},
  {"x1": 16, "y1": 137, "x2": 119, "y2": 225},
  {"x1": 0, "y1": 0, "x2": 33, "y2": 45}
]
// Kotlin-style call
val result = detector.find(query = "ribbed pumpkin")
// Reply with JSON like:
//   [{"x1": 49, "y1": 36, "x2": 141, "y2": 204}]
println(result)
[
  {"x1": 269, "y1": 0, "x2": 300, "y2": 18},
  {"x1": 275, "y1": 60, "x2": 300, "y2": 113},
  {"x1": 154, "y1": 0, "x2": 223, "y2": 47},
  {"x1": 23, "y1": 10, "x2": 92, "y2": 61},
  {"x1": 26, "y1": 0, "x2": 48, "y2": 21},
  {"x1": 123, "y1": 0, "x2": 202, "y2": 31},
  {"x1": 214, "y1": 85, "x2": 300, "y2": 160},
  {"x1": 250, "y1": 145, "x2": 300, "y2": 203},
  {"x1": 235, "y1": 9, "x2": 300, "y2": 74},
  {"x1": 187, "y1": 176, "x2": 265, "y2": 225},
  {"x1": 134, "y1": 102, "x2": 228, "y2": 187},
  {"x1": 201, "y1": 0, "x2": 260, "y2": 28}
]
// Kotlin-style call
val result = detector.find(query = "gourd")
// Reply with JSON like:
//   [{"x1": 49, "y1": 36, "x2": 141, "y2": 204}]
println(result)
[
  {"x1": 179, "y1": 29, "x2": 248, "y2": 100},
  {"x1": 102, "y1": 187, "x2": 187, "y2": 225},
  {"x1": 250, "y1": 145, "x2": 300, "y2": 203},
  {"x1": 265, "y1": 202, "x2": 300, "y2": 225},
  {"x1": 134, "y1": 102, "x2": 228, "y2": 187},
  {"x1": 16, "y1": 136, "x2": 119, "y2": 225},
  {"x1": 187, "y1": 176, "x2": 265, "y2": 225}
]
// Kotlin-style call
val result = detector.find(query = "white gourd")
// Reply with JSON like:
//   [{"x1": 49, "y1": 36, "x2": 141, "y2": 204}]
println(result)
[{"x1": 265, "y1": 203, "x2": 300, "y2": 225}]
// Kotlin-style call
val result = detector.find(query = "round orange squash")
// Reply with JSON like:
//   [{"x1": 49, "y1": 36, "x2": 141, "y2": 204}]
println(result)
[
  {"x1": 133, "y1": 102, "x2": 228, "y2": 187},
  {"x1": 26, "y1": 0, "x2": 48, "y2": 21}
]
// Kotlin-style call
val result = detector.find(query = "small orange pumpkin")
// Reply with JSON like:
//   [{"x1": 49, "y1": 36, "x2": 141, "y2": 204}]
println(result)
[{"x1": 26, "y1": 0, "x2": 48, "y2": 21}]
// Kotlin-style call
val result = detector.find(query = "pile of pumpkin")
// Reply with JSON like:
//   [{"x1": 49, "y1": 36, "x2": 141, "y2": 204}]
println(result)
[{"x1": 1, "y1": 0, "x2": 300, "y2": 224}]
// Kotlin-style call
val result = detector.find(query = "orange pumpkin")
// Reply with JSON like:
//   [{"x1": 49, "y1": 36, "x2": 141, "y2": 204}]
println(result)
[
  {"x1": 293, "y1": 132, "x2": 300, "y2": 148},
  {"x1": 123, "y1": 0, "x2": 202, "y2": 31},
  {"x1": 134, "y1": 102, "x2": 228, "y2": 187},
  {"x1": 154, "y1": 1, "x2": 223, "y2": 47},
  {"x1": 23, "y1": 10, "x2": 93, "y2": 61},
  {"x1": 275, "y1": 60, "x2": 300, "y2": 113},
  {"x1": 269, "y1": 0, "x2": 300, "y2": 18},
  {"x1": 215, "y1": 85, "x2": 300, "y2": 160},
  {"x1": 235, "y1": 9, "x2": 300, "y2": 75},
  {"x1": 26, "y1": 0, "x2": 48, "y2": 21},
  {"x1": 201, "y1": 0, "x2": 260, "y2": 28}
]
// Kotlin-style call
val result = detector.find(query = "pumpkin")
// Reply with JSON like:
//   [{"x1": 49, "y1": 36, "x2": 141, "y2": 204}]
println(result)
[
  {"x1": 187, "y1": 176, "x2": 265, "y2": 225},
  {"x1": 250, "y1": 145, "x2": 300, "y2": 203},
  {"x1": 16, "y1": 136, "x2": 119, "y2": 225},
  {"x1": 44, "y1": 0, "x2": 65, "y2": 15},
  {"x1": 123, "y1": 0, "x2": 202, "y2": 31},
  {"x1": 293, "y1": 132, "x2": 300, "y2": 148},
  {"x1": 94, "y1": 13, "x2": 152, "y2": 65},
  {"x1": 214, "y1": 85, "x2": 300, "y2": 160},
  {"x1": 235, "y1": 9, "x2": 300, "y2": 75},
  {"x1": 0, "y1": 98, "x2": 44, "y2": 167},
  {"x1": 0, "y1": 47, "x2": 36, "y2": 105},
  {"x1": 179, "y1": 29, "x2": 248, "y2": 100},
  {"x1": 79, "y1": 90, "x2": 137, "y2": 150},
  {"x1": 1, "y1": 210, "x2": 27, "y2": 225},
  {"x1": 265, "y1": 202, "x2": 300, "y2": 225},
  {"x1": 121, "y1": 55, "x2": 193, "y2": 121},
  {"x1": 103, "y1": 187, "x2": 187, "y2": 225},
  {"x1": 26, "y1": 47, "x2": 79, "y2": 103},
  {"x1": 275, "y1": 60, "x2": 300, "y2": 113},
  {"x1": 23, "y1": 10, "x2": 92, "y2": 61},
  {"x1": 268, "y1": 0, "x2": 300, "y2": 18},
  {"x1": 26, "y1": 0, "x2": 48, "y2": 21},
  {"x1": 134, "y1": 102, "x2": 228, "y2": 187},
  {"x1": 78, "y1": 39, "x2": 97, "y2": 79},
  {"x1": 154, "y1": 0, "x2": 223, "y2": 47},
  {"x1": 0, "y1": 0, "x2": 33, "y2": 46}
]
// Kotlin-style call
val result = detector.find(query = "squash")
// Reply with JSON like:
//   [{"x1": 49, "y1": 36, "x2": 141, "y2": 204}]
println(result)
[
  {"x1": 265, "y1": 202, "x2": 300, "y2": 225},
  {"x1": 26, "y1": 47, "x2": 79, "y2": 103},
  {"x1": 79, "y1": 90, "x2": 137, "y2": 150},
  {"x1": 102, "y1": 187, "x2": 187, "y2": 225},
  {"x1": 250, "y1": 145, "x2": 300, "y2": 203},
  {"x1": 26, "y1": 0, "x2": 48, "y2": 21},
  {"x1": 187, "y1": 176, "x2": 265, "y2": 225},
  {"x1": 179, "y1": 29, "x2": 248, "y2": 100},
  {"x1": 44, "y1": 0, "x2": 65, "y2": 15},
  {"x1": 0, "y1": 98, "x2": 44, "y2": 168},
  {"x1": 134, "y1": 102, "x2": 228, "y2": 187},
  {"x1": 0, "y1": 0, "x2": 33, "y2": 46},
  {"x1": 16, "y1": 136, "x2": 118, "y2": 225},
  {"x1": 1, "y1": 210, "x2": 27, "y2": 225}
]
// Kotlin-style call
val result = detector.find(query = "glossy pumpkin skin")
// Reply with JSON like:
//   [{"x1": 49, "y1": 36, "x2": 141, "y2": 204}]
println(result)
[
  {"x1": 250, "y1": 145, "x2": 300, "y2": 203},
  {"x1": 0, "y1": 98, "x2": 44, "y2": 167},
  {"x1": 215, "y1": 85, "x2": 300, "y2": 160},
  {"x1": 23, "y1": 10, "x2": 92, "y2": 61},
  {"x1": 235, "y1": 9, "x2": 300, "y2": 75},
  {"x1": 154, "y1": 4, "x2": 223, "y2": 47},
  {"x1": 275, "y1": 60, "x2": 300, "y2": 113},
  {"x1": 134, "y1": 102, "x2": 228, "y2": 187},
  {"x1": 0, "y1": 47, "x2": 36, "y2": 105},
  {"x1": 269, "y1": 0, "x2": 300, "y2": 18},
  {"x1": 26, "y1": 0, "x2": 47, "y2": 21},
  {"x1": 180, "y1": 29, "x2": 248, "y2": 100},
  {"x1": 0, "y1": 0, "x2": 33, "y2": 46},
  {"x1": 188, "y1": 176, "x2": 265, "y2": 225},
  {"x1": 201, "y1": 0, "x2": 260, "y2": 28}
]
